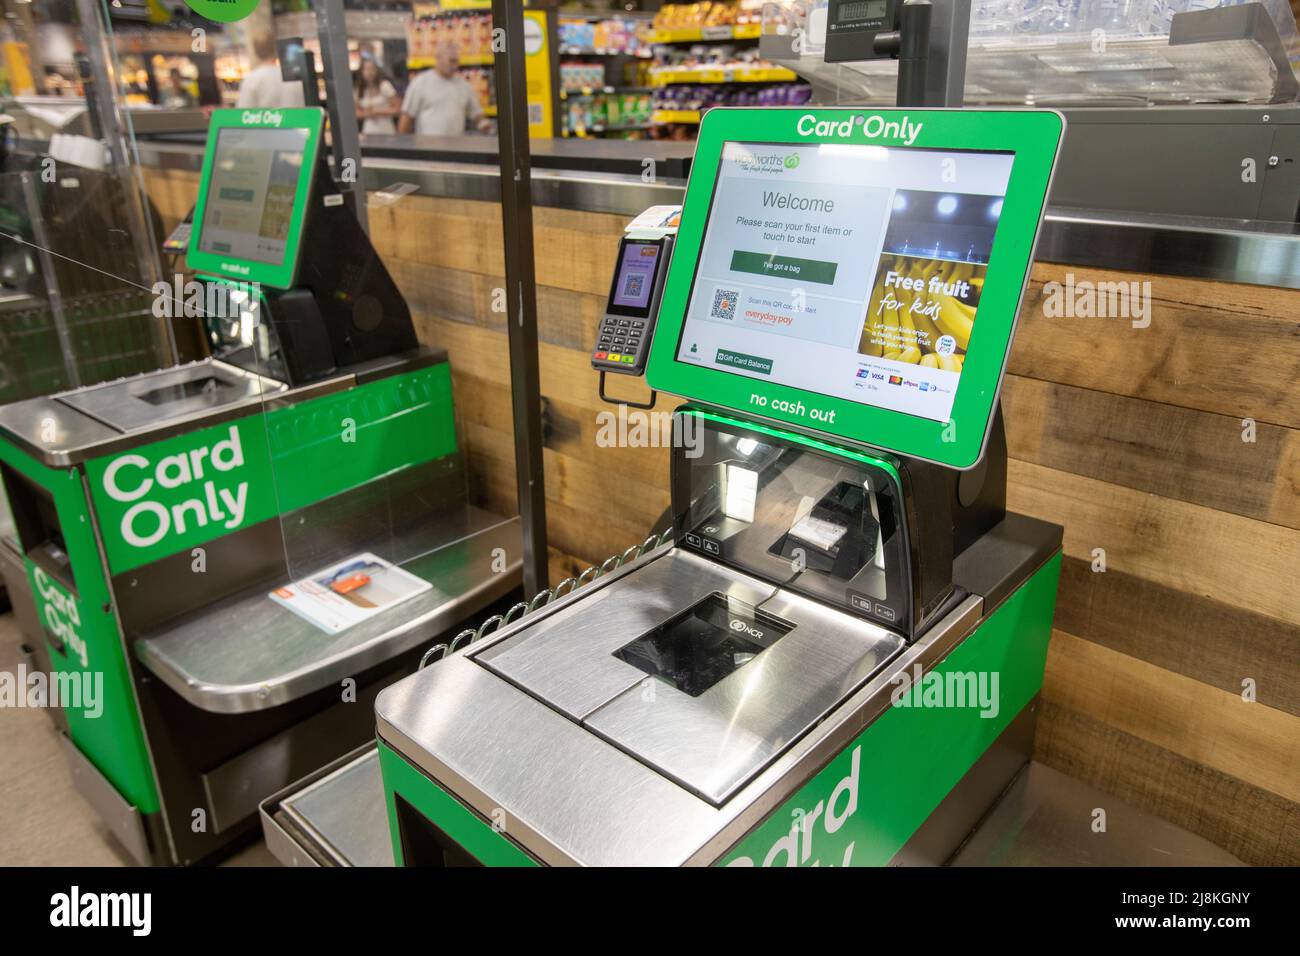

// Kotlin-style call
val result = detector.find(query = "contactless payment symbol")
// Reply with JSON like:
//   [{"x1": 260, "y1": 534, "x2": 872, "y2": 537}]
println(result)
[{"x1": 184, "y1": 0, "x2": 261, "y2": 22}]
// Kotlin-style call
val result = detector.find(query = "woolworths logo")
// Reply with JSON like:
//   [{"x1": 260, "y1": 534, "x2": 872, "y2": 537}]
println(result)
[
  {"x1": 734, "y1": 148, "x2": 801, "y2": 174},
  {"x1": 99, "y1": 425, "x2": 250, "y2": 550}
]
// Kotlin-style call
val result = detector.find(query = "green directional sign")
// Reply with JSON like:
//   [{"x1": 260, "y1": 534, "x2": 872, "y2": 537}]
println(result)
[{"x1": 183, "y1": 0, "x2": 262, "y2": 24}]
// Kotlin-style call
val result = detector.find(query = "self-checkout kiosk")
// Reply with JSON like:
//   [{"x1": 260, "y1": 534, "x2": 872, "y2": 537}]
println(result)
[
  {"x1": 374, "y1": 106, "x2": 1065, "y2": 866},
  {"x1": 0, "y1": 107, "x2": 519, "y2": 865}
]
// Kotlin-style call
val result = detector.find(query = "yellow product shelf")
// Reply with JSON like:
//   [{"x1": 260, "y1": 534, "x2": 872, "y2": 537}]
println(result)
[
  {"x1": 649, "y1": 65, "x2": 798, "y2": 86},
  {"x1": 407, "y1": 54, "x2": 494, "y2": 69},
  {"x1": 643, "y1": 23, "x2": 763, "y2": 43},
  {"x1": 652, "y1": 109, "x2": 702, "y2": 124}
]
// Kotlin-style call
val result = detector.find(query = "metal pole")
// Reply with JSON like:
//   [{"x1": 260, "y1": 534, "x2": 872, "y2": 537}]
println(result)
[
  {"x1": 897, "y1": 1, "x2": 932, "y2": 107},
  {"x1": 493, "y1": 0, "x2": 550, "y2": 596},
  {"x1": 924, "y1": 0, "x2": 970, "y2": 107},
  {"x1": 315, "y1": 0, "x2": 369, "y2": 233}
]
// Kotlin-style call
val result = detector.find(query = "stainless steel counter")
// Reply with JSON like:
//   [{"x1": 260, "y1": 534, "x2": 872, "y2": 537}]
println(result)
[
  {"x1": 134, "y1": 138, "x2": 1300, "y2": 290},
  {"x1": 136, "y1": 509, "x2": 520, "y2": 714},
  {"x1": 376, "y1": 542, "x2": 987, "y2": 866}
]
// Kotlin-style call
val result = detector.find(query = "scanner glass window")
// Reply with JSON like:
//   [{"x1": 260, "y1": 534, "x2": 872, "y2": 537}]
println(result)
[
  {"x1": 613, "y1": 592, "x2": 795, "y2": 698},
  {"x1": 675, "y1": 415, "x2": 907, "y2": 627}
]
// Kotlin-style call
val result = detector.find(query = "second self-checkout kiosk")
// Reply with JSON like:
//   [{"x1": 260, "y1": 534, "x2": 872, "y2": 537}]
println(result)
[
  {"x1": 0, "y1": 107, "x2": 518, "y2": 865},
  {"x1": 374, "y1": 106, "x2": 1066, "y2": 866}
]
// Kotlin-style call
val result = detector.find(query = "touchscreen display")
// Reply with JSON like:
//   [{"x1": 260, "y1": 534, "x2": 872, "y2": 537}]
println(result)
[
  {"x1": 197, "y1": 127, "x2": 309, "y2": 266},
  {"x1": 675, "y1": 140, "x2": 1015, "y2": 423},
  {"x1": 609, "y1": 240, "x2": 662, "y2": 314}
]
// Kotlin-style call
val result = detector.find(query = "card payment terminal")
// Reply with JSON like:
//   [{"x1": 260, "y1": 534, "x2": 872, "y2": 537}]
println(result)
[{"x1": 591, "y1": 206, "x2": 678, "y2": 376}]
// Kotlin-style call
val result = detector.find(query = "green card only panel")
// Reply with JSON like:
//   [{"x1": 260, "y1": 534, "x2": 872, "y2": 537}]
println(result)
[
  {"x1": 377, "y1": 741, "x2": 538, "y2": 867},
  {"x1": 646, "y1": 107, "x2": 1064, "y2": 470},
  {"x1": 85, "y1": 363, "x2": 457, "y2": 574},
  {"x1": 721, "y1": 552, "x2": 1061, "y2": 866},
  {"x1": 0, "y1": 442, "x2": 159, "y2": 813},
  {"x1": 186, "y1": 107, "x2": 324, "y2": 290}
]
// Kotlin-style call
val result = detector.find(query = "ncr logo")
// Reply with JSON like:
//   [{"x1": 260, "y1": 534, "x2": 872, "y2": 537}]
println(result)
[{"x1": 50, "y1": 886, "x2": 151, "y2": 936}]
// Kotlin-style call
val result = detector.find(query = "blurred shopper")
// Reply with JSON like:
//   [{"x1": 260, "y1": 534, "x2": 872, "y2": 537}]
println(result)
[
  {"x1": 237, "y1": 33, "x2": 306, "y2": 110},
  {"x1": 161, "y1": 68, "x2": 195, "y2": 109},
  {"x1": 355, "y1": 57, "x2": 400, "y2": 135},
  {"x1": 398, "y1": 40, "x2": 489, "y2": 136}
]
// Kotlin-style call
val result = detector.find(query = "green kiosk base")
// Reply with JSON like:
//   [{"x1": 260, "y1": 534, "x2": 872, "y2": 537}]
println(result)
[
  {"x1": 375, "y1": 409, "x2": 1060, "y2": 867},
  {"x1": 375, "y1": 105, "x2": 1067, "y2": 866},
  {"x1": 0, "y1": 108, "x2": 520, "y2": 865}
]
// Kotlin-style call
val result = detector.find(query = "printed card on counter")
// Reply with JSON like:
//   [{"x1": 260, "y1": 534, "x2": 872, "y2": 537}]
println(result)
[{"x1": 270, "y1": 552, "x2": 431, "y2": 634}]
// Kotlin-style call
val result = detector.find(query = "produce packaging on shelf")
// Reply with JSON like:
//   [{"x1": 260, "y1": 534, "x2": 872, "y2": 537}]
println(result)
[
  {"x1": 653, "y1": 0, "x2": 767, "y2": 31},
  {"x1": 559, "y1": 16, "x2": 650, "y2": 56},
  {"x1": 461, "y1": 67, "x2": 495, "y2": 116},
  {"x1": 406, "y1": 9, "x2": 494, "y2": 64},
  {"x1": 565, "y1": 90, "x2": 656, "y2": 137},
  {"x1": 652, "y1": 80, "x2": 812, "y2": 114},
  {"x1": 561, "y1": 62, "x2": 608, "y2": 93}
]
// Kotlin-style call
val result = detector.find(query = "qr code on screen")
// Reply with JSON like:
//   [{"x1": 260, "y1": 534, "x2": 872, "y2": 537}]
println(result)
[
  {"x1": 711, "y1": 289, "x2": 738, "y2": 322},
  {"x1": 623, "y1": 274, "x2": 645, "y2": 298}
]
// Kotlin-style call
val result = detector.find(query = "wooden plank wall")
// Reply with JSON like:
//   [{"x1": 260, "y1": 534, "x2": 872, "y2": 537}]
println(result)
[{"x1": 142, "y1": 168, "x2": 1300, "y2": 865}]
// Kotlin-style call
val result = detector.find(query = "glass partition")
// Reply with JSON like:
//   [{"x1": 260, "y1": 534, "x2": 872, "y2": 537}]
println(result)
[
  {"x1": 760, "y1": 0, "x2": 1300, "y2": 106},
  {"x1": 194, "y1": 3, "x2": 527, "y2": 658}
]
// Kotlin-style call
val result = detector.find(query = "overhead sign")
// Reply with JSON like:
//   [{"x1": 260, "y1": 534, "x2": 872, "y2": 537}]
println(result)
[{"x1": 182, "y1": 0, "x2": 262, "y2": 24}]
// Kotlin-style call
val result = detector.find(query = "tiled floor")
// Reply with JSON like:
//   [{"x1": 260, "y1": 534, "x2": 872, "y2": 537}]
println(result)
[{"x1": 0, "y1": 611, "x2": 278, "y2": 866}]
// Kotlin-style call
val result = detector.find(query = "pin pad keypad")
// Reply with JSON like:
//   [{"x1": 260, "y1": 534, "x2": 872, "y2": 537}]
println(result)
[{"x1": 592, "y1": 316, "x2": 648, "y2": 369}]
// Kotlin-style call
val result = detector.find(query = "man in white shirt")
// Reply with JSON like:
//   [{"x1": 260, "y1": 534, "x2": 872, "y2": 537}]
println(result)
[
  {"x1": 398, "y1": 41, "x2": 490, "y2": 136},
  {"x1": 237, "y1": 33, "x2": 306, "y2": 110}
]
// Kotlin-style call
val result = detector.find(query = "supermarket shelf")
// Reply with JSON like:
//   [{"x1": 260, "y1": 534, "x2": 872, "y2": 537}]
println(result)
[
  {"x1": 407, "y1": 54, "x2": 494, "y2": 69},
  {"x1": 559, "y1": 46, "x2": 653, "y2": 58},
  {"x1": 649, "y1": 65, "x2": 799, "y2": 87},
  {"x1": 651, "y1": 109, "x2": 702, "y2": 125},
  {"x1": 561, "y1": 86, "x2": 654, "y2": 99},
  {"x1": 274, "y1": 10, "x2": 410, "y2": 41},
  {"x1": 565, "y1": 123, "x2": 653, "y2": 136},
  {"x1": 643, "y1": 23, "x2": 762, "y2": 44}
]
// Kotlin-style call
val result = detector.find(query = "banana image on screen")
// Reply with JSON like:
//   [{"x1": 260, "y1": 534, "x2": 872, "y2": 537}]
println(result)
[{"x1": 858, "y1": 254, "x2": 985, "y2": 371}]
